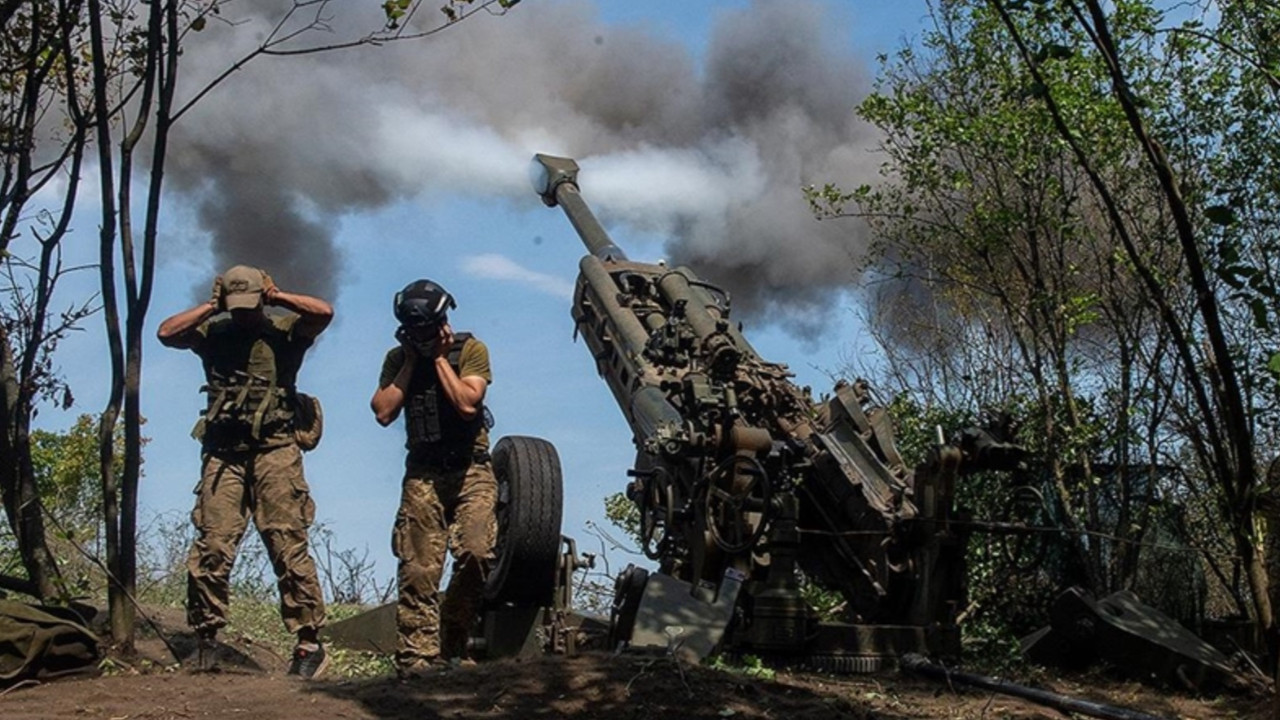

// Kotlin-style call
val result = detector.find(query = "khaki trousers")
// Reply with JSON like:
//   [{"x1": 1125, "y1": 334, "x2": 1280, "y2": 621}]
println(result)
[
  {"x1": 185, "y1": 443, "x2": 326, "y2": 636},
  {"x1": 393, "y1": 458, "x2": 497, "y2": 667}
]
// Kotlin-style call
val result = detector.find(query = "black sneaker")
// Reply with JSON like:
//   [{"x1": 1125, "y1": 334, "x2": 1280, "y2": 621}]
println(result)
[{"x1": 287, "y1": 643, "x2": 330, "y2": 680}]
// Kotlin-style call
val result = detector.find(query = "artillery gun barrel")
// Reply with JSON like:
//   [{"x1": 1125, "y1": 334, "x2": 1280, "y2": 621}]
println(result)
[{"x1": 531, "y1": 154, "x2": 627, "y2": 261}]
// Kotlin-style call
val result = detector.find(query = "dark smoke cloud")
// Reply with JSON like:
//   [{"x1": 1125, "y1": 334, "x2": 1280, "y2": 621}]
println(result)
[{"x1": 168, "y1": 0, "x2": 878, "y2": 335}]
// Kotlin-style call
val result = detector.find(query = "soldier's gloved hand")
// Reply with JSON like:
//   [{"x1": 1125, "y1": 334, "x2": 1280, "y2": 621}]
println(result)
[
  {"x1": 395, "y1": 325, "x2": 413, "y2": 353},
  {"x1": 395, "y1": 326, "x2": 425, "y2": 362},
  {"x1": 210, "y1": 275, "x2": 225, "y2": 311},
  {"x1": 260, "y1": 269, "x2": 279, "y2": 305},
  {"x1": 416, "y1": 337, "x2": 440, "y2": 358}
]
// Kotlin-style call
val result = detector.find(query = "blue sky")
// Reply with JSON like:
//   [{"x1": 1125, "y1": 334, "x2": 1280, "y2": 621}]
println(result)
[{"x1": 32, "y1": 0, "x2": 932, "y2": 597}]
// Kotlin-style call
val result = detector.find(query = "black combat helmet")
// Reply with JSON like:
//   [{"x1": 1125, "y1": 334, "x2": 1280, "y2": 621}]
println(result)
[{"x1": 394, "y1": 279, "x2": 456, "y2": 328}]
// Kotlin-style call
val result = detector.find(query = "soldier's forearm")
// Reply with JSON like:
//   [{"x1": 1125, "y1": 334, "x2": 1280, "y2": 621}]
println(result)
[
  {"x1": 372, "y1": 359, "x2": 415, "y2": 425},
  {"x1": 271, "y1": 290, "x2": 333, "y2": 337},
  {"x1": 269, "y1": 290, "x2": 333, "y2": 320},
  {"x1": 435, "y1": 358, "x2": 485, "y2": 419},
  {"x1": 157, "y1": 301, "x2": 216, "y2": 345},
  {"x1": 372, "y1": 384, "x2": 406, "y2": 425}
]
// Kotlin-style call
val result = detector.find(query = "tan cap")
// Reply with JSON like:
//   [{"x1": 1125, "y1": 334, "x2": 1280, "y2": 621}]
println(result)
[{"x1": 222, "y1": 265, "x2": 265, "y2": 310}]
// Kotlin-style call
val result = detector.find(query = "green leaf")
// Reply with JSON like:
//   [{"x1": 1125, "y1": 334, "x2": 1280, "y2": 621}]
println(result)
[
  {"x1": 1216, "y1": 241, "x2": 1240, "y2": 264},
  {"x1": 191, "y1": 16, "x2": 206, "y2": 32},
  {"x1": 1205, "y1": 205, "x2": 1237, "y2": 226},
  {"x1": 1046, "y1": 44, "x2": 1074, "y2": 60},
  {"x1": 1268, "y1": 351, "x2": 1280, "y2": 376},
  {"x1": 1251, "y1": 297, "x2": 1270, "y2": 330}
]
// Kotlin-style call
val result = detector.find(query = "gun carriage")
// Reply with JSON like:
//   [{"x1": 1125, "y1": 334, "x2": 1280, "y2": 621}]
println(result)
[{"x1": 531, "y1": 153, "x2": 1029, "y2": 668}]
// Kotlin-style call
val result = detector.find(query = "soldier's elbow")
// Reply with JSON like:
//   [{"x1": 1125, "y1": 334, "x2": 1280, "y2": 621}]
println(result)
[
  {"x1": 156, "y1": 327, "x2": 183, "y2": 347},
  {"x1": 371, "y1": 396, "x2": 397, "y2": 426},
  {"x1": 372, "y1": 403, "x2": 395, "y2": 426}
]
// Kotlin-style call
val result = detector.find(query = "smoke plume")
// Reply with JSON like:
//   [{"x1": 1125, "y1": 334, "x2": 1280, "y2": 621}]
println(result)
[{"x1": 167, "y1": 0, "x2": 879, "y2": 335}]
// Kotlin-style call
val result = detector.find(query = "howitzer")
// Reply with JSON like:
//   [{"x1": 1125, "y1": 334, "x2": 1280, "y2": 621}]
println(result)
[{"x1": 532, "y1": 154, "x2": 1028, "y2": 668}]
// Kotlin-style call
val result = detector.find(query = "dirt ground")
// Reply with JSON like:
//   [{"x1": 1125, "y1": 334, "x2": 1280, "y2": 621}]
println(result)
[{"x1": 1, "y1": 648, "x2": 1273, "y2": 720}]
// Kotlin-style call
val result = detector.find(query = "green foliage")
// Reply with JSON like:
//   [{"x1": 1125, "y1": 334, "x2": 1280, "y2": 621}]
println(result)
[
  {"x1": 884, "y1": 394, "x2": 978, "y2": 466},
  {"x1": 604, "y1": 491, "x2": 642, "y2": 548},
  {"x1": 438, "y1": 0, "x2": 475, "y2": 25},
  {"x1": 135, "y1": 510, "x2": 193, "y2": 606},
  {"x1": 325, "y1": 644, "x2": 398, "y2": 679},
  {"x1": 0, "y1": 415, "x2": 130, "y2": 598},
  {"x1": 887, "y1": 393, "x2": 1060, "y2": 636},
  {"x1": 797, "y1": 572, "x2": 844, "y2": 621},
  {"x1": 959, "y1": 617, "x2": 1025, "y2": 674},
  {"x1": 225, "y1": 596, "x2": 296, "y2": 659},
  {"x1": 706, "y1": 653, "x2": 776, "y2": 681},
  {"x1": 383, "y1": 0, "x2": 412, "y2": 27},
  {"x1": 30, "y1": 415, "x2": 125, "y2": 538},
  {"x1": 822, "y1": 0, "x2": 1280, "y2": 629},
  {"x1": 221, "y1": 600, "x2": 394, "y2": 678}
]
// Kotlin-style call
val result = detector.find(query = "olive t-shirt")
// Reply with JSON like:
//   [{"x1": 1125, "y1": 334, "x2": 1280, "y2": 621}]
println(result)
[{"x1": 379, "y1": 336, "x2": 492, "y2": 454}]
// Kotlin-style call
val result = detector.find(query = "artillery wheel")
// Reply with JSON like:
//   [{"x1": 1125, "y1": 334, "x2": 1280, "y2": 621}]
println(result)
[
  {"x1": 704, "y1": 454, "x2": 772, "y2": 555},
  {"x1": 484, "y1": 435, "x2": 564, "y2": 607},
  {"x1": 999, "y1": 485, "x2": 1051, "y2": 573}
]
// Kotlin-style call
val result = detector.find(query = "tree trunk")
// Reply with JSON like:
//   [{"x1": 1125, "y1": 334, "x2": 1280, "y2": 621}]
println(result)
[
  {"x1": 87, "y1": 0, "x2": 128, "y2": 648},
  {"x1": 0, "y1": 326, "x2": 59, "y2": 600},
  {"x1": 117, "y1": 319, "x2": 143, "y2": 641}
]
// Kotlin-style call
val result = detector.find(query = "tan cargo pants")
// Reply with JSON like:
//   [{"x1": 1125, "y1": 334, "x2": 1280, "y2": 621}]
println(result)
[
  {"x1": 393, "y1": 458, "x2": 497, "y2": 668},
  {"x1": 186, "y1": 443, "x2": 326, "y2": 636}
]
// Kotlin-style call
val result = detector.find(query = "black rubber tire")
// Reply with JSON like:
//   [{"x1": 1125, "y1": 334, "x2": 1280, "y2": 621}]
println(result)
[
  {"x1": 484, "y1": 435, "x2": 565, "y2": 607},
  {"x1": 608, "y1": 564, "x2": 649, "y2": 648}
]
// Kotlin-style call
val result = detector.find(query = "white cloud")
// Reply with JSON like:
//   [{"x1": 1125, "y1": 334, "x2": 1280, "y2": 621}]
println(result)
[{"x1": 459, "y1": 253, "x2": 575, "y2": 300}]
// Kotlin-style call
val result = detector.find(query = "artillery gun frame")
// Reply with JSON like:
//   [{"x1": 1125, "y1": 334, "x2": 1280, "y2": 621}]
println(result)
[{"x1": 531, "y1": 153, "x2": 1011, "y2": 668}]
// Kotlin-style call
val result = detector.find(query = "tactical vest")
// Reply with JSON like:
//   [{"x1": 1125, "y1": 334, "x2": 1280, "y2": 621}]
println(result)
[
  {"x1": 404, "y1": 333, "x2": 486, "y2": 457},
  {"x1": 198, "y1": 371, "x2": 296, "y2": 449},
  {"x1": 194, "y1": 315, "x2": 304, "y2": 451}
]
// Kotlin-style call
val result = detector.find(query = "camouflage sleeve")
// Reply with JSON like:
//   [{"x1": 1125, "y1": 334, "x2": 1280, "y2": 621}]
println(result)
[
  {"x1": 458, "y1": 338, "x2": 492, "y2": 385},
  {"x1": 378, "y1": 347, "x2": 404, "y2": 389}
]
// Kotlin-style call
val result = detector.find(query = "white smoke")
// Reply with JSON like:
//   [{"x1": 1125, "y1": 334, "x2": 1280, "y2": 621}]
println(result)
[{"x1": 167, "y1": 0, "x2": 879, "y2": 335}]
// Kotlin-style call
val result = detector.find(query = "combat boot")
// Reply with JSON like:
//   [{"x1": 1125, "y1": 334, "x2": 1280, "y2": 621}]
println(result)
[
  {"x1": 192, "y1": 629, "x2": 218, "y2": 672},
  {"x1": 287, "y1": 642, "x2": 329, "y2": 680}
]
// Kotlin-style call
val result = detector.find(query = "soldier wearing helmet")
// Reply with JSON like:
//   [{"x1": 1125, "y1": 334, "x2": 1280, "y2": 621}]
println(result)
[
  {"x1": 371, "y1": 278, "x2": 496, "y2": 675},
  {"x1": 156, "y1": 265, "x2": 332, "y2": 679}
]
